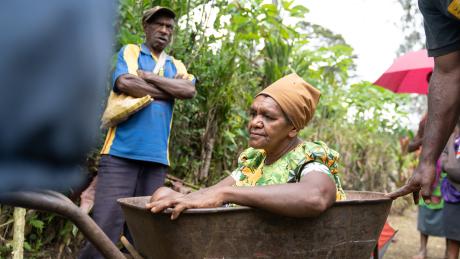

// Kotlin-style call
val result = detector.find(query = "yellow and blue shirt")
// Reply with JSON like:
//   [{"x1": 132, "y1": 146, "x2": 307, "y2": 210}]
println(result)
[{"x1": 101, "y1": 43, "x2": 195, "y2": 166}]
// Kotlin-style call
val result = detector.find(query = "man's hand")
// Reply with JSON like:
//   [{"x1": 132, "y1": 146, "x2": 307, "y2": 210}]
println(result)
[
  {"x1": 136, "y1": 69, "x2": 196, "y2": 99},
  {"x1": 387, "y1": 162, "x2": 436, "y2": 204},
  {"x1": 174, "y1": 73, "x2": 189, "y2": 80},
  {"x1": 399, "y1": 136, "x2": 409, "y2": 155},
  {"x1": 137, "y1": 70, "x2": 158, "y2": 81},
  {"x1": 115, "y1": 73, "x2": 173, "y2": 100}
]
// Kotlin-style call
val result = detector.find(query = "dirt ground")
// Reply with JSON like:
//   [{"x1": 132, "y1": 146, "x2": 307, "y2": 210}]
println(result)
[{"x1": 384, "y1": 206, "x2": 446, "y2": 259}]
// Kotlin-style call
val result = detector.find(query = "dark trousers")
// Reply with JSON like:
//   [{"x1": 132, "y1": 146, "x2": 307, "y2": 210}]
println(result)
[{"x1": 79, "y1": 155, "x2": 167, "y2": 259}]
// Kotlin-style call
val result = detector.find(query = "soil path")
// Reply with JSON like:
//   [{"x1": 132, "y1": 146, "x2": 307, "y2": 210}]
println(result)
[{"x1": 385, "y1": 207, "x2": 446, "y2": 259}]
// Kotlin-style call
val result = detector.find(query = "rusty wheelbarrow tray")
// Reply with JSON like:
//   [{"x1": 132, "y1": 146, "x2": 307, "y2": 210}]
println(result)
[{"x1": 118, "y1": 191, "x2": 392, "y2": 259}]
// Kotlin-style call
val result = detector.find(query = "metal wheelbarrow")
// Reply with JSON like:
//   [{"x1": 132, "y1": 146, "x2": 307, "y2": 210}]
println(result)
[
  {"x1": 0, "y1": 190, "x2": 392, "y2": 259},
  {"x1": 118, "y1": 191, "x2": 392, "y2": 259}
]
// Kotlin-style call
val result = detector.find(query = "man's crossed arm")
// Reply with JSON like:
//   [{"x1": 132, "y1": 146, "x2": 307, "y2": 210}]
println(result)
[{"x1": 115, "y1": 70, "x2": 196, "y2": 100}]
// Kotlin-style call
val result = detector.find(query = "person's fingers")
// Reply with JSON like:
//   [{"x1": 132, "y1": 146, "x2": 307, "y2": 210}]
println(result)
[
  {"x1": 145, "y1": 202, "x2": 153, "y2": 208},
  {"x1": 137, "y1": 69, "x2": 151, "y2": 78},
  {"x1": 149, "y1": 200, "x2": 176, "y2": 213},
  {"x1": 174, "y1": 73, "x2": 185, "y2": 79},
  {"x1": 145, "y1": 200, "x2": 163, "y2": 208},
  {"x1": 171, "y1": 203, "x2": 187, "y2": 220},
  {"x1": 420, "y1": 185, "x2": 432, "y2": 204},
  {"x1": 146, "y1": 198, "x2": 164, "y2": 208},
  {"x1": 412, "y1": 190, "x2": 420, "y2": 205},
  {"x1": 386, "y1": 184, "x2": 418, "y2": 199}
]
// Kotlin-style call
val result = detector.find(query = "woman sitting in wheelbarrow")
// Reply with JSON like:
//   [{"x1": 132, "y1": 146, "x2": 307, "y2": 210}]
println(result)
[{"x1": 146, "y1": 73, "x2": 346, "y2": 220}]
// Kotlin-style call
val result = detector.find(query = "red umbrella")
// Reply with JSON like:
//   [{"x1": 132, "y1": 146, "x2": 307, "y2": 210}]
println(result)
[{"x1": 373, "y1": 49, "x2": 434, "y2": 94}]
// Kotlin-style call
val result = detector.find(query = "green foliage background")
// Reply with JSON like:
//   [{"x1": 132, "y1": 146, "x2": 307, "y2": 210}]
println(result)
[{"x1": 0, "y1": 0, "x2": 419, "y2": 257}]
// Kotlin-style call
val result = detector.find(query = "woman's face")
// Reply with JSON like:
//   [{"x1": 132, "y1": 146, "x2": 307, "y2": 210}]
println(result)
[{"x1": 248, "y1": 95, "x2": 297, "y2": 153}]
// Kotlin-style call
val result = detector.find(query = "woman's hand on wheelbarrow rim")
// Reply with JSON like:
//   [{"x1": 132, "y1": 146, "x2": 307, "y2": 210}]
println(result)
[
  {"x1": 146, "y1": 187, "x2": 184, "y2": 213},
  {"x1": 169, "y1": 187, "x2": 227, "y2": 220}
]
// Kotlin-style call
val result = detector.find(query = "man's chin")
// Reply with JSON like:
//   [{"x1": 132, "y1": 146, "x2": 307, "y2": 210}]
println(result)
[
  {"x1": 154, "y1": 42, "x2": 168, "y2": 50},
  {"x1": 148, "y1": 43, "x2": 165, "y2": 53}
]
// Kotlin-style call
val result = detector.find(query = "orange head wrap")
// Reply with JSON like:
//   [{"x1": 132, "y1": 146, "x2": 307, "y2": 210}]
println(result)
[{"x1": 257, "y1": 73, "x2": 321, "y2": 130}]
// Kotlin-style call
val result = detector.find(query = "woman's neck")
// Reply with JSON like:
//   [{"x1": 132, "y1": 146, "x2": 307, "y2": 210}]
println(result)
[{"x1": 265, "y1": 137, "x2": 301, "y2": 165}]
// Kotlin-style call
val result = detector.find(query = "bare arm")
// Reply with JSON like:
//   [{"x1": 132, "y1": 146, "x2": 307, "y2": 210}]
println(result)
[
  {"x1": 208, "y1": 176, "x2": 235, "y2": 188},
  {"x1": 115, "y1": 74, "x2": 173, "y2": 100},
  {"x1": 148, "y1": 171, "x2": 336, "y2": 219},
  {"x1": 408, "y1": 114, "x2": 427, "y2": 153},
  {"x1": 221, "y1": 172, "x2": 336, "y2": 218},
  {"x1": 146, "y1": 176, "x2": 235, "y2": 208},
  {"x1": 388, "y1": 50, "x2": 460, "y2": 202},
  {"x1": 421, "y1": 51, "x2": 460, "y2": 168},
  {"x1": 138, "y1": 70, "x2": 196, "y2": 99}
]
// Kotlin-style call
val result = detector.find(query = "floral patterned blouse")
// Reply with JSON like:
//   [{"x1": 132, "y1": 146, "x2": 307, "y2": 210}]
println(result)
[{"x1": 231, "y1": 141, "x2": 346, "y2": 201}]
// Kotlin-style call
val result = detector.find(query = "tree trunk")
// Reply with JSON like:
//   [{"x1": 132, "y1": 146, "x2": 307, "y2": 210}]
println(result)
[
  {"x1": 197, "y1": 108, "x2": 218, "y2": 183},
  {"x1": 12, "y1": 207, "x2": 26, "y2": 259}
]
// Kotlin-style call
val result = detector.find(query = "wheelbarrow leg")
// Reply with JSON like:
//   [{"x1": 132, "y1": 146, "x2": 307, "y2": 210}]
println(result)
[
  {"x1": 373, "y1": 243, "x2": 379, "y2": 259},
  {"x1": 0, "y1": 190, "x2": 125, "y2": 259}
]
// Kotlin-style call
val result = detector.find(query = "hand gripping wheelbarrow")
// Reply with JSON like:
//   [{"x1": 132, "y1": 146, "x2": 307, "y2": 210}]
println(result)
[{"x1": 0, "y1": 190, "x2": 392, "y2": 259}]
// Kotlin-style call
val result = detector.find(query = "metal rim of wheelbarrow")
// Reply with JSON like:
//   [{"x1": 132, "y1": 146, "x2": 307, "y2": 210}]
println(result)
[{"x1": 117, "y1": 190, "x2": 391, "y2": 214}]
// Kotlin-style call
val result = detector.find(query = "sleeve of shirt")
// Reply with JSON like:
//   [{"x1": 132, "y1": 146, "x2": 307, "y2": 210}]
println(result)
[
  {"x1": 300, "y1": 162, "x2": 334, "y2": 181},
  {"x1": 231, "y1": 149, "x2": 249, "y2": 182},
  {"x1": 230, "y1": 148, "x2": 264, "y2": 182},
  {"x1": 231, "y1": 169, "x2": 243, "y2": 182},
  {"x1": 304, "y1": 141, "x2": 340, "y2": 175},
  {"x1": 112, "y1": 44, "x2": 140, "y2": 92}
]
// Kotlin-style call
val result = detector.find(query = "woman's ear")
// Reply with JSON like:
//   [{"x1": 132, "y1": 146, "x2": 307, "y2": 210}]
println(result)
[{"x1": 288, "y1": 127, "x2": 299, "y2": 138}]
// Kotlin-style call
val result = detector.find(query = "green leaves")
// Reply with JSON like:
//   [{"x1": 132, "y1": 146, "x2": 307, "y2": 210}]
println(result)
[
  {"x1": 261, "y1": 4, "x2": 278, "y2": 16},
  {"x1": 157, "y1": 0, "x2": 411, "y2": 190},
  {"x1": 288, "y1": 5, "x2": 309, "y2": 17},
  {"x1": 28, "y1": 218, "x2": 44, "y2": 233}
]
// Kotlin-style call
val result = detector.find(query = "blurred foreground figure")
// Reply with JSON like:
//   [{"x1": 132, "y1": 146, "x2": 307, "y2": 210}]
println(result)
[
  {"x1": 0, "y1": 1, "x2": 116, "y2": 192},
  {"x1": 389, "y1": 0, "x2": 460, "y2": 204}
]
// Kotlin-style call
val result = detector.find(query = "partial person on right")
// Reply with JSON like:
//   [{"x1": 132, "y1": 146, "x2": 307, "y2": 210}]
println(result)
[
  {"x1": 389, "y1": 0, "x2": 460, "y2": 205},
  {"x1": 440, "y1": 117, "x2": 460, "y2": 259},
  {"x1": 405, "y1": 113, "x2": 447, "y2": 259}
]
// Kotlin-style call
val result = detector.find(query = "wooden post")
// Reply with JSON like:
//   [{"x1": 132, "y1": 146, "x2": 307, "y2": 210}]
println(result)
[{"x1": 12, "y1": 207, "x2": 26, "y2": 259}]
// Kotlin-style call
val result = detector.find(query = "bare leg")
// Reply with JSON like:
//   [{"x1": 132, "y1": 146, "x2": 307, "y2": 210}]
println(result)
[
  {"x1": 446, "y1": 239, "x2": 460, "y2": 259},
  {"x1": 413, "y1": 233, "x2": 428, "y2": 259},
  {"x1": 445, "y1": 239, "x2": 448, "y2": 259}
]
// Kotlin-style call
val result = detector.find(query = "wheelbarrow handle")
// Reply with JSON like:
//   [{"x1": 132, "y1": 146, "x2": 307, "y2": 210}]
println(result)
[{"x1": 0, "y1": 190, "x2": 125, "y2": 259}]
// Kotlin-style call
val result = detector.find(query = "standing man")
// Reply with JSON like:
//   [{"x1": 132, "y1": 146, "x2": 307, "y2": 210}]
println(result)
[
  {"x1": 79, "y1": 6, "x2": 196, "y2": 258},
  {"x1": 389, "y1": 1, "x2": 460, "y2": 204}
]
